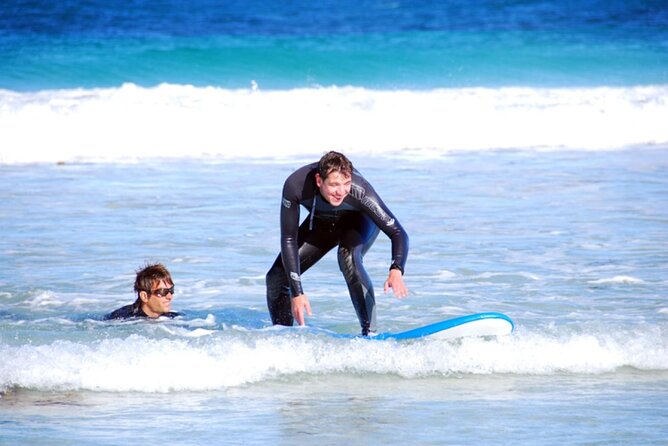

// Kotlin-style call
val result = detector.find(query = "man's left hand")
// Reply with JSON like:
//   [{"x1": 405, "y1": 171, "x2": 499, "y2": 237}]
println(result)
[{"x1": 384, "y1": 269, "x2": 408, "y2": 299}]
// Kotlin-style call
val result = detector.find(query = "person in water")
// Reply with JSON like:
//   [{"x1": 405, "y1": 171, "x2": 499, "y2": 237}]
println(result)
[
  {"x1": 105, "y1": 262, "x2": 179, "y2": 320},
  {"x1": 266, "y1": 151, "x2": 409, "y2": 335}
]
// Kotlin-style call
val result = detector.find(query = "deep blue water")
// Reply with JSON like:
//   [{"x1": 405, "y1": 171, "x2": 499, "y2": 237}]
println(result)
[
  {"x1": 2, "y1": 0, "x2": 667, "y2": 90},
  {"x1": 4, "y1": 0, "x2": 667, "y2": 37}
]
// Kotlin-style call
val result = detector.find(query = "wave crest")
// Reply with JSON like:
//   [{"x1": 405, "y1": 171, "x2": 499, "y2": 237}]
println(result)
[
  {"x1": 1, "y1": 83, "x2": 667, "y2": 163},
  {"x1": 2, "y1": 326, "x2": 666, "y2": 393}
]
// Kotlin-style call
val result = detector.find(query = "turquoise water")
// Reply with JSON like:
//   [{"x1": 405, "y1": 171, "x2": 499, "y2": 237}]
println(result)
[
  {"x1": 2, "y1": 0, "x2": 668, "y2": 90},
  {"x1": 2, "y1": 1, "x2": 668, "y2": 444},
  {"x1": 3, "y1": 29, "x2": 668, "y2": 90}
]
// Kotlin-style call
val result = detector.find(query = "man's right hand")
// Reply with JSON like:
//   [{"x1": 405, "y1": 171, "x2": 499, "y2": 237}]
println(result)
[{"x1": 291, "y1": 294, "x2": 313, "y2": 326}]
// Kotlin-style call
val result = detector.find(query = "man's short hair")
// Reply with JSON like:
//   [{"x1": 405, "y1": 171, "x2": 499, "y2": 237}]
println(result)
[
  {"x1": 317, "y1": 151, "x2": 353, "y2": 180},
  {"x1": 134, "y1": 263, "x2": 173, "y2": 296}
]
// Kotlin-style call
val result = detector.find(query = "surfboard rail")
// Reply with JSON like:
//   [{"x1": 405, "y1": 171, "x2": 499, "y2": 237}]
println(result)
[{"x1": 373, "y1": 312, "x2": 514, "y2": 341}]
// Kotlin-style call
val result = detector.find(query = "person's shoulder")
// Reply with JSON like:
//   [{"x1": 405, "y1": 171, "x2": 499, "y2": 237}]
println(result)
[
  {"x1": 104, "y1": 304, "x2": 181, "y2": 321},
  {"x1": 286, "y1": 162, "x2": 318, "y2": 182},
  {"x1": 350, "y1": 169, "x2": 374, "y2": 199},
  {"x1": 283, "y1": 162, "x2": 317, "y2": 197},
  {"x1": 104, "y1": 303, "x2": 141, "y2": 320}
]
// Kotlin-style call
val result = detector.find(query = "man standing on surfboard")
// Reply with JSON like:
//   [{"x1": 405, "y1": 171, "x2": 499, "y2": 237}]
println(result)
[{"x1": 266, "y1": 151, "x2": 409, "y2": 335}]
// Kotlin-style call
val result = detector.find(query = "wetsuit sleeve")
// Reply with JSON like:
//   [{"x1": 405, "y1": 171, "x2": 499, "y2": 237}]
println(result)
[
  {"x1": 355, "y1": 178, "x2": 409, "y2": 273},
  {"x1": 279, "y1": 172, "x2": 305, "y2": 296}
]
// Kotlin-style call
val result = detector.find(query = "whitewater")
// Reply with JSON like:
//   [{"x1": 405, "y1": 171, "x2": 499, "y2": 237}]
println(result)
[{"x1": 2, "y1": 83, "x2": 667, "y2": 163}]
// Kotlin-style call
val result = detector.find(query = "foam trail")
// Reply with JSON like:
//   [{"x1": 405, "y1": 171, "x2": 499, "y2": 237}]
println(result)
[{"x1": 1, "y1": 83, "x2": 667, "y2": 163}]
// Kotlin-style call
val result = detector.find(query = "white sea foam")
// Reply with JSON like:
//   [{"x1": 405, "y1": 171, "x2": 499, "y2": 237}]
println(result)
[
  {"x1": 24, "y1": 291, "x2": 65, "y2": 308},
  {"x1": 1, "y1": 83, "x2": 667, "y2": 164},
  {"x1": 1, "y1": 327, "x2": 666, "y2": 393},
  {"x1": 435, "y1": 270, "x2": 457, "y2": 280},
  {"x1": 588, "y1": 275, "x2": 645, "y2": 285}
]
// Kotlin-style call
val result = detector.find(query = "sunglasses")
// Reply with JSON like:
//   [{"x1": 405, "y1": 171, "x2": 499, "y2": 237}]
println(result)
[{"x1": 148, "y1": 286, "x2": 175, "y2": 297}]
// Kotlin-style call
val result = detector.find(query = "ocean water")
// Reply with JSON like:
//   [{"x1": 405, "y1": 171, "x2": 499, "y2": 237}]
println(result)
[{"x1": 2, "y1": 1, "x2": 668, "y2": 445}]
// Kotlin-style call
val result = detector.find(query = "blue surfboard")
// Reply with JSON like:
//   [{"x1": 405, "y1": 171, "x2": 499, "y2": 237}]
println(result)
[{"x1": 370, "y1": 312, "x2": 514, "y2": 340}]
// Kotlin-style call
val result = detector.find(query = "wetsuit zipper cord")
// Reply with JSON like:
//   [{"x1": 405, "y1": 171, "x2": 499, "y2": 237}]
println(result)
[{"x1": 309, "y1": 194, "x2": 317, "y2": 230}]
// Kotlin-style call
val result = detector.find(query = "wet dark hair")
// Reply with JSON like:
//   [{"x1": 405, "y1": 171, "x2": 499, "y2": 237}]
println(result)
[
  {"x1": 134, "y1": 262, "x2": 173, "y2": 297},
  {"x1": 317, "y1": 151, "x2": 353, "y2": 180}
]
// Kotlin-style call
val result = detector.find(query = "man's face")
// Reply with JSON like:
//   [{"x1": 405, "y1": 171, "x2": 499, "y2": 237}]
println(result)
[
  {"x1": 316, "y1": 170, "x2": 352, "y2": 207},
  {"x1": 141, "y1": 279, "x2": 174, "y2": 317}
]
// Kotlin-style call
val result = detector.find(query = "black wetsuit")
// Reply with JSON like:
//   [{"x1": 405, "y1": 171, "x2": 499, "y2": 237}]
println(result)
[
  {"x1": 104, "y1": 302, "x2": 179, "y2": 320},
  {"x1": 266, "y1": 162, "x2": 408, "y2": 335}
]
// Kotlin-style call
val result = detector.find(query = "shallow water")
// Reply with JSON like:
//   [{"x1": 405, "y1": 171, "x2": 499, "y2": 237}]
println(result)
[
  {"x1": 2, "y1": 372, "x2": 667, "y2": 445},
  {"x1": 1, "y1": 149, "x2": 667, "y2": 444}
]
